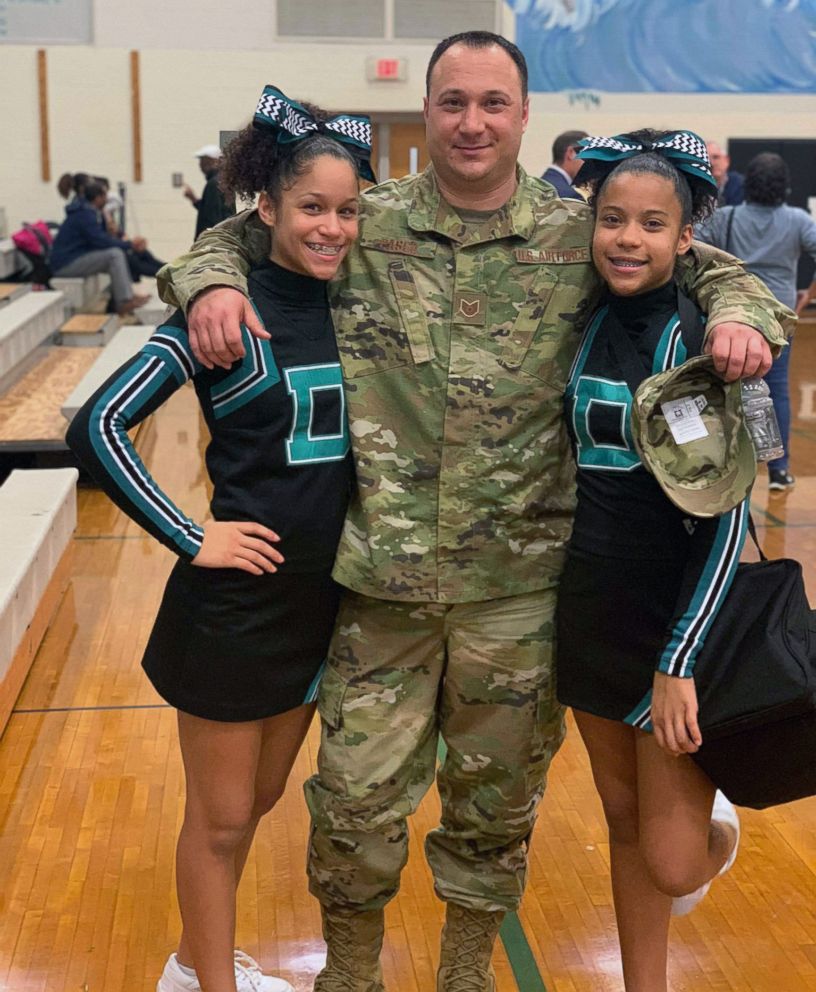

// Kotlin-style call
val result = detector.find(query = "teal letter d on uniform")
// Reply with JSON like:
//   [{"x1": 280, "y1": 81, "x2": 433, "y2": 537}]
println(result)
[
  {"x1": 572, "y1": 375, "x2": 639, "y2": 471},
  {"x1": 284, "y1": 363, "x2": 350, "y2": 465}
]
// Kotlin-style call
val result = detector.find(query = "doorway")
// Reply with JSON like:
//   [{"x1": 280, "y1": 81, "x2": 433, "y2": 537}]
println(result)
[{"x1": 371, "y1": 117, "x2": 428, "y2": 182}]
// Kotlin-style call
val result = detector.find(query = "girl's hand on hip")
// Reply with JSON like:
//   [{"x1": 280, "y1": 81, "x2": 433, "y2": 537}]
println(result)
[
  {"x1": 651, "y1": 671, "x2": 702, "y2": 756},
  {"x1": 192, "y1": 520, "x2": 284, "y2": 575}
]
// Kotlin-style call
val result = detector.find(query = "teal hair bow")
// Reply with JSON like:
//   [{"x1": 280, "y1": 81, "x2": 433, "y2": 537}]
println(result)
[
  {"x1": 576, "y1": 131, "x2": 717, "y2": 189},
  {"x1": 253, "y1": 85, "x2": 376, "y2": 182}
]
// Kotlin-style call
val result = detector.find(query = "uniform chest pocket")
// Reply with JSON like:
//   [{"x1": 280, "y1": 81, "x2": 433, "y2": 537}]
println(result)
[
  {"x1": 500, "y1": 267, "x2": 569, "y2": 389},
  {"x1": 336, "y1": 240, "x2": 437, "y2": 379}
]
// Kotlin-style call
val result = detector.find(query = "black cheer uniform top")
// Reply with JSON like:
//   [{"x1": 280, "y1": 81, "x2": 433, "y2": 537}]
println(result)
[
  {"x1": 556, "y1": 281, "x2": 748, "y2": 731},
  {"x1": 68, "y1": 260, "x2": 353, "y2": 571},
  {"x1": 67, "y1": 260, "x2": 354, "y2": 722}
]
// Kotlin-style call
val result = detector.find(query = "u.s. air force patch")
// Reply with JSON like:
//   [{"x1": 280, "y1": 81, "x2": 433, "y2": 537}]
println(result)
[{"x1": 514, "y1": 247, "x2": 591, "y2": 264}]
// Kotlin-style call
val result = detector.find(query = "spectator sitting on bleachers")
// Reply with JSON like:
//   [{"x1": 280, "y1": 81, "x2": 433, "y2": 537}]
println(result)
[
  {"x1": 49, "y1": 182, "x2": 151, "y2": 315},
  {"x1": 56, "y1": 173, "x2": 74, "y2": 201},
  {"x1": 95, "y1": 176, "x2": 124, "y2": 236},
  {"x1": 68, "y1": 172, "x2": 91, "y2": 205},
  {"x1": 95, "y1": 176, "x2": 166, "y2": 280}
]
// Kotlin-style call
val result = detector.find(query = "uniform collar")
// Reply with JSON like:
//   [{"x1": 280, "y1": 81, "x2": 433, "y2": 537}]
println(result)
[
  {"x1": 249, "y1": 259, "x2": 328, "y2": 304},
  {"x1": 406, "y1": 164, "x2": 540, "y2": 246}
]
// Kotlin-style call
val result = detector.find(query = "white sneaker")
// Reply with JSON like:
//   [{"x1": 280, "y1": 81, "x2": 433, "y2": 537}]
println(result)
[
  {"x1": 672, "y1": 790, "x2": 740, "y2": 916},
  {"x1": 234, "y1": 950, "x2": 294, "y2": 992},
  {"x1": 156, "y1": 951, "x2": 293, "y2": 992}
]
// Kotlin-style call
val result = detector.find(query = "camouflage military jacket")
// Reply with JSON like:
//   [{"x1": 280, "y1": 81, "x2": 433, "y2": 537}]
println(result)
[{"x1": 158, "y1": 166, "x2": 791, "y2": 603}]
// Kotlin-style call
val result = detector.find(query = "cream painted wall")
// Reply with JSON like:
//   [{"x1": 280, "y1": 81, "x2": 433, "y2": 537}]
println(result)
[
  {"x1": 1, "y1": 0, "x2": 814, "y2": 264},
  {"x1": 0, "y1": 43, "x2": 436, "y2": 261},
  {"x1": 522, "y1": 92, "x2": 816, "y2": 177}
]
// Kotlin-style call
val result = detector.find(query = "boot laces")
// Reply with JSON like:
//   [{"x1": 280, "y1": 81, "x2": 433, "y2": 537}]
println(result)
[
  {"x1": 320, "y1": 914, "x2": 380, "y2": 991},
  {"x1": 442, "y1": 912, "x2": 497, "y2": 992}
]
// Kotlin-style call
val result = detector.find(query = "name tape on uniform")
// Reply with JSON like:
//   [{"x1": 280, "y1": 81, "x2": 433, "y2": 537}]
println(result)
[
  {"x1": 514, "y1": 247, "x2": 591, "y2": 264},
  {"x1": 661, "y1": 394, "x2": 710, "y2": 445}
]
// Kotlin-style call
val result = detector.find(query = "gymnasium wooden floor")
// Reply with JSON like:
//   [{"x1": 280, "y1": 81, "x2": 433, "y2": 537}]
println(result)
[{"x1": 2, "y1": 323, "x2": 815, "y2": 992}]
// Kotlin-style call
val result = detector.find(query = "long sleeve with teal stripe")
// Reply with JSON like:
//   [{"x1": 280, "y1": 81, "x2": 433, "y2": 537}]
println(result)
[
  {"x1": 656, "y1": 499, "x2": 749, "y2": 679},
  {"x1": 66, "y1": 326, "x2": 206, "y2": 561}
]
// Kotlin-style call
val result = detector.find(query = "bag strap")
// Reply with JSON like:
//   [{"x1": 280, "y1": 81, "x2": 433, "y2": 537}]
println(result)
[
  {"x1": 746, "y1": 513, "x2": 768, "y2": 562},
  {"x1": 676, "y1": 287, "x2": 706, "y2": 356},
  {"x1": 604, "y1": 287, "x2": 705, "y2": 394},
  {"x1": 603, "y1": 307, "x2": 652, "y2": 396}
]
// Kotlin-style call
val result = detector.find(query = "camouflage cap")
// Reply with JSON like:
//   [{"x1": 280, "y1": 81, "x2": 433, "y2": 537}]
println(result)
[{"x1": 631, "y1": 355, "x2": 757, "y2": 518}]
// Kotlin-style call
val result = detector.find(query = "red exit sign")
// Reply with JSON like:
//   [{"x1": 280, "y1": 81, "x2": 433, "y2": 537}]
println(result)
[{"x1": 366, "y1": 56, "x2": 408, "y2": 82}]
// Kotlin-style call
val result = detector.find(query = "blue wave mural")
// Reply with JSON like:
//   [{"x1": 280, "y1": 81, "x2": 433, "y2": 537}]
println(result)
[{"x1": 510, "y1": 0, "x2": 816, "y2": 93}]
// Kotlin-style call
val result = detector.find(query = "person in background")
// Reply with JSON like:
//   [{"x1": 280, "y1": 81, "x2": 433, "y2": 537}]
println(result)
[
  {"x1": 70, "y1": 172, "x2": 92, "y2": 204},
  {"x1": 95, "y1": 175, "x2": 166, "y2": 280},
  {"x1": 56, "y1": 172, "x2": 74, "y2": 201},
  {"x1": 697, "y1": 151, "x2": 816, "y2": 491},
  {"x1": 49, "y1": 181, "x2": 151, "y2": 315},
  {"x1": 94, "y1": 175, "x2": 125, "y2": 237},
  {"x1": 542, "y1": 129, "x2": 588, "y2": 200},
  {"x1": 705, "y1": 141, "x2": 744, "y2": 206},
  {"x1": 182, "y1": 144, "x2": 236, "y2": 240}
]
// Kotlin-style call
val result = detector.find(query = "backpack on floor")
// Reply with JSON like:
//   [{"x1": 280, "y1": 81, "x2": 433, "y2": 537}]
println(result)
[{"x1": 11, "y1": 221, "x2": 55, "y2": 285}]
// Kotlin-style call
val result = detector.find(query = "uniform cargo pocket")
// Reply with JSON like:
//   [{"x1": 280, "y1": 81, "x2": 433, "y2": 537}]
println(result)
[{"x1": 316, "y1": 664, "x2": 348, "y2": 730}]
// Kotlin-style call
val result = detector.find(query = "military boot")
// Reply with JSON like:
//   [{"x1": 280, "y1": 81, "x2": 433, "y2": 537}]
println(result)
[
  {"x1": 313, "y1": 906, "x2": 386, "y2": 992},
  {"x1": 437, "y1": 904, "x2": 505, "y2": 992}
]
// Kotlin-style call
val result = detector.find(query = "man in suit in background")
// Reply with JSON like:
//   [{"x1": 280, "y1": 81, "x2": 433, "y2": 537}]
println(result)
[
  {"x1": 706, "y1": 140, "x2": 745, "y2": 206},
  {"x1": 541, "y1": 129, "x2": 588, "y2": 200}
]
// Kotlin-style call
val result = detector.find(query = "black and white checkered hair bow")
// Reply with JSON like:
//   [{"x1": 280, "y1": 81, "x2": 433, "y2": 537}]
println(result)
[
  {"x1": 254, "y1": 85, "x2": 376, "y2": 182},
  {"x1": 576, "y1": 131, "x2": 717, "y2": 189}
]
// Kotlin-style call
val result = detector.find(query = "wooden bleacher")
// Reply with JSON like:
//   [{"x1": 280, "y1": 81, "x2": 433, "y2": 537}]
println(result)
[
  {"x1": 0, "y1": 239, "x2": 19, "y2": 280},
  {"x1": 0, "y1": 283, "x2": 30, "y2": 307},
  {"x1": 0, "y1": 345, "x2": 103, "y2": 450},
  {"x1": 0, "y1": 290, "x2": 66, "y2": 388},
  {"x1": 0, "y1": 467, "x2": 77, "y2": 735},
  {"x1": 59, "y1": 311, "x2": 120, "y2": 347},
  {"x1": 50, "y1": 272, "x2": 111, "y2": 313},
  {"x1": 134, "y1": 277, "x2": 170, "y2": 325},
  {"x1": 0, "y1": 274, "x2": 154, "y2": 477},
  {"x1": 61, "y1": 324, "x2": 154, "y2": 422}
]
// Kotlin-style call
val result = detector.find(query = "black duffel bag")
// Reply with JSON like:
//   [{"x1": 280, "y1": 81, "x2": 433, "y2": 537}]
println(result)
[{"x1": 692, "y1": 524, "x2": 816, "y2": 809}]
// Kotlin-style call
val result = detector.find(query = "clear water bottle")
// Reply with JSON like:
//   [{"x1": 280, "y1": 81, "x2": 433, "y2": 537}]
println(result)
[{"x1": 740, "y1": 378, "x2": 784, "y2": 462}]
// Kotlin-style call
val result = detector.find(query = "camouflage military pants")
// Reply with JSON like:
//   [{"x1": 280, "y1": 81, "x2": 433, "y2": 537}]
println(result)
[{"x1": 304, "y1": 588, "x2": 566, "y2": 914}]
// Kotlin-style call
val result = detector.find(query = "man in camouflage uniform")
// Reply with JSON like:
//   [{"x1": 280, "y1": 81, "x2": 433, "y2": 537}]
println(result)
[{"x1": 157, "y1": 32, "x2": 788, "y2": 992}]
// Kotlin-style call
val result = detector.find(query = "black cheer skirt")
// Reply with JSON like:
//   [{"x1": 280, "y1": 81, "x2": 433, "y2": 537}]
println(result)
[
  {"x1": 142, "y1": 560, "x2": 342, "y2": 722},
  {"x1": 556, "y1": 548, "x2": 683, "y2": 723}
]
